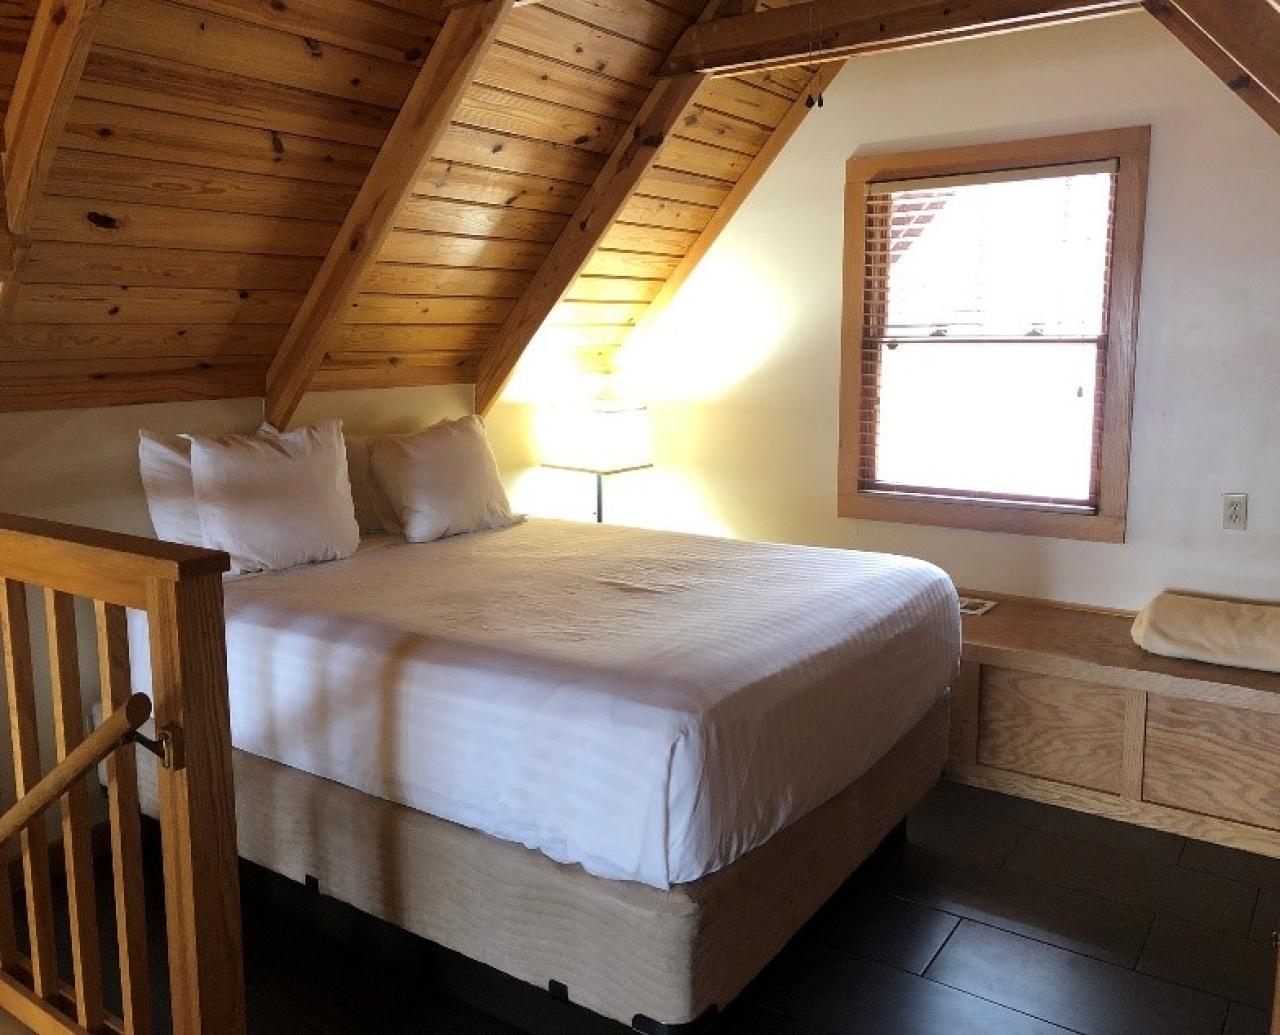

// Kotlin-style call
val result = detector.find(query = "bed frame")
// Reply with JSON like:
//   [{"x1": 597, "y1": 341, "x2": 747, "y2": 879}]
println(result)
[
  {"x1": 0, "y1": 510, "x2": 948, "y2": 1034},
  {"x1": 134, "y1": 694, "x2": 949, "y2": 1031}
]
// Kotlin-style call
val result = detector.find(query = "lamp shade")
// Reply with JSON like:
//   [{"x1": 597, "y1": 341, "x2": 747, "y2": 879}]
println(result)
[{"x1": 538, "y1": 403, "x2": 653, "y2": 475}]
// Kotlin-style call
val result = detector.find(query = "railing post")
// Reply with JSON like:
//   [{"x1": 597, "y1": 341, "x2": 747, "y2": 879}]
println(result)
[{"x1": 146, "y1": 573, "x2": 245, "y2": 1035}]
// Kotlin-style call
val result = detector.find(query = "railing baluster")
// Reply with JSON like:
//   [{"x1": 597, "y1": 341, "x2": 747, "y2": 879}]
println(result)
[
  {"x1": 0, "y1": 584, "x2": 16, "y2": 972},
  {"x1": 0, "y1": 579, "x2": 58, "y2": 999},
  {"x1": 46, "y1": 589, "x2": 104, "y2": 1031},
  {"x1": 148, "y1": 574, "x2": 245, "y2": 1035},
  {"x1": 0, "y1": 622, "x2": 15, "y2": 974},
  {"x1": 96, "y1": 601, "x2": 152, "y2": 1035}
]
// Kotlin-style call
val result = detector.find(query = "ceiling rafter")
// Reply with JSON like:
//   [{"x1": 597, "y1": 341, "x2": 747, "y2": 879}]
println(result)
[
  {"x1": 473, "y1": 0, "x2": 758, "y2": 414},
  {"x1": 660, "y1": 0, "x2": 1140, "y2": 76},
  {"x1": 1144, "y1": 2, "x2": 1280, "y2": 134},
  {"x1": 1159, "y1": 0, "x2": 1280, "y2": 120},
  {"x1": 3, "y1": 0, "x2": 106, "y2": 237},
  {"x1": 1, "y1": 0, "x2": 106, "y2": 316},
  {"x1": 263, "y1": 0, "x2": 516, "y2": 430}
]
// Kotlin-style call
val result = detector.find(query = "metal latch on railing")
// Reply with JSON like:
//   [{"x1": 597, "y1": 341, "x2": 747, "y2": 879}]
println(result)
[{"x1": 126, "y1": 725, "x2": 184, "y2": 771}]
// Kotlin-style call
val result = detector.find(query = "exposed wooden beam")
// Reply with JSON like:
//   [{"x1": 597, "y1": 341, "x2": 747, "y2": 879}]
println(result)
[
  {"x1": 3, "y1": 0, "x2": 106, "y2": 239},
  {"x1": 1164, "y1": 0, "x2": 1280, "y2": 115},
  {"x1": 264, "y1": 0, "x2": 515, "y2": 430},
  {"x1": 622, "y1": 61, "x2": 843, "y2": 350},
  {"x1": 474, "y1": 0, "x2": 753, "y2": 413},
  {"x1": 2, "y1": 0, "x2": 104, "y2": 331},
  {"x1": 661, "y1": 0, "x2": 1140, "y2": 76},
  {"x1": 1145, "y1": 2, "x2": 1280, "y2": 135}
]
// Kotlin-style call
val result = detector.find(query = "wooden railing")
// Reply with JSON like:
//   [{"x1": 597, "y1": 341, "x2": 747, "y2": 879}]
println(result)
[{"x1": 0, "y1": 513, "x2": 245, "y2": 1035}]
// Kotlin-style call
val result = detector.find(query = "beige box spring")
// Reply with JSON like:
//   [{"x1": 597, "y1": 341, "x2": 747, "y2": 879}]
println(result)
[{"x1": 136, "y1": 695, "x2": 948, "y2": 1028}]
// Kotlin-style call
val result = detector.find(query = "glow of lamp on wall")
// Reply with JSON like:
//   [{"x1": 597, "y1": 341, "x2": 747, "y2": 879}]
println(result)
[{"x1": 538, "y1": 403, "x2": 653, "y2": 523}]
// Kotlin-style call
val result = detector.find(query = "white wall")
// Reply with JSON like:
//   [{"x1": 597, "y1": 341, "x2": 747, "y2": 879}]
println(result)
[
  {"x1": 595, "y1": 13, "x2": 1280, "y2": 611},
  {"x1": 0, "y1": 386, "x2": 472, "y2": 535}
]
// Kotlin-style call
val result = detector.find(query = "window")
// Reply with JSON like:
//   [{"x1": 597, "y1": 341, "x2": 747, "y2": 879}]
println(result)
[{"x1": 839, "y1": 129, "x2": 1149, "y2": 542}]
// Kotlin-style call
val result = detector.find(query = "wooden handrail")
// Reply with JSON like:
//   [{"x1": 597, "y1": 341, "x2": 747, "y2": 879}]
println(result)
[
  {"x1": 0, "y1": 693, "x2": 151, "y2": 846},
  {"x1": 0, "y1": 512, "x2": 229, "y2": 609}
]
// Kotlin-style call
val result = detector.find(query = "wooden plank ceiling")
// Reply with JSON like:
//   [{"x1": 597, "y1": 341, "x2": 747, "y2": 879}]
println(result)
[
  {"x1": 0, "y1": 0, "x2": 827, "y2": 414},
  {"x1": 0, "y1": 0, "x2": 1275, "y2": 415}
]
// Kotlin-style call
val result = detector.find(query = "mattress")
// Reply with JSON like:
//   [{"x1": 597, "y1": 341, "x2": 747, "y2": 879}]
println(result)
[{"x1": 127, "y1": 519, "x2": 959, "y2": 888}]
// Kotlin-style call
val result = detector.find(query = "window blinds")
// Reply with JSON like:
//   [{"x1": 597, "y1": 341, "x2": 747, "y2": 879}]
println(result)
[{"x1": 858, "y1": 162, "x2": 1118, "y2": 509}]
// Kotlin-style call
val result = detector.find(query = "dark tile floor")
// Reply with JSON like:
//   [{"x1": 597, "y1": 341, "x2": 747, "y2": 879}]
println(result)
[{"x1": 22, "y1": 780, "x2": 1280, "y2": 1034}]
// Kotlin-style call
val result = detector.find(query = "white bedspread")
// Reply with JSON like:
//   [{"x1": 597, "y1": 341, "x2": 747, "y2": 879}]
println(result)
[{"x1": 128, "y1": 520, "x2": 959, "y2": 888}]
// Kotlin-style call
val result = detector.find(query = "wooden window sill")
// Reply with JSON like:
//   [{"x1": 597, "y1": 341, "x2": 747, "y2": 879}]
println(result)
[{"x1": 838, "y1": 490, "x2": 1126, "y2": 543}]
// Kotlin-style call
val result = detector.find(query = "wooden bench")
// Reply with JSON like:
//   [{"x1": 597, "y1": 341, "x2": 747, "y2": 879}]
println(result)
[{"x1": 949, "y1": 593, "x2": 1280, "y2": 860}]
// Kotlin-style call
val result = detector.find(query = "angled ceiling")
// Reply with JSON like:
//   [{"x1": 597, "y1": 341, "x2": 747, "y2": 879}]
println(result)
[
  {"x1": 0, "y1": 0, "x2": 1275, "y2": 417},
  {"x1": 0, "y1": 0, "x2": 829, "y2": 415}
]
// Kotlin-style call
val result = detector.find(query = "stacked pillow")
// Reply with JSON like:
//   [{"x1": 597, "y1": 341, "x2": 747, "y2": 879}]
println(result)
[
  {"x1": 139, "y1": 415, "x2": 517, "y2": 574},
  {"x1": 369, "y1": 416, "x2": 515, "y2": 543}
]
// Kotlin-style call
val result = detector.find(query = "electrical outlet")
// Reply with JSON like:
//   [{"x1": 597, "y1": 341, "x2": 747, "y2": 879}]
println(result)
[{"x1": 1223, "y1": 493, "x2": 1248, "y2": 531}]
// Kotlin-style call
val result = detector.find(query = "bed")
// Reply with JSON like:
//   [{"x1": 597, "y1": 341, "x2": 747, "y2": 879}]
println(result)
[{"x1": 124, "y1": 519, "x2": 959, "y2": 1030}]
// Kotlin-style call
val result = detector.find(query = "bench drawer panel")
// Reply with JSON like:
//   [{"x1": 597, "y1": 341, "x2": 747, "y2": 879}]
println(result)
[
  {"x1": 1144, "y1": 696, "x2": 1280, "y2": 831},
  {"x1": 977, "y1": 667, "x2": 1129, "y2": 794}
]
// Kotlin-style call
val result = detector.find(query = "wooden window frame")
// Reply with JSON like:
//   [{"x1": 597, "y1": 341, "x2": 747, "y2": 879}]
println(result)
[{"x1": 837, "y1": 127, "x2": 1150, "y2": 544}]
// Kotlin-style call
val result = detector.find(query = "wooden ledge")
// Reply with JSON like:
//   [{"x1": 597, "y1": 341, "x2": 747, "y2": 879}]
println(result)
[{"x1": 961, "y1": 591, "x2": 1280, "y2": 708}]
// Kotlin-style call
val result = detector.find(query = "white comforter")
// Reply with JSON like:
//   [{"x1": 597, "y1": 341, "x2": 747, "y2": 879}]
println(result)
[{"x1": 129, "y1": 520, "x2": 959, "y2": 888}]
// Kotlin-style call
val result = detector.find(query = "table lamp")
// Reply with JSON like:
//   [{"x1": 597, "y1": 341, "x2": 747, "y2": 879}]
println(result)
[{"x1": 539, "y1": 402, "x2": 653, "y2": 523}]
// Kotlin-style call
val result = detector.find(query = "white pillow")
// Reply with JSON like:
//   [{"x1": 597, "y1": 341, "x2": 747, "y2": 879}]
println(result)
[
  {"x1": 369, "y1": 416, "x2": 517, "y2": 543},
  {"x1": 140, "y1": 426, "x2": 386, "y2": 543},
  {"x1": 138, "y1": 431, "x2": 203, "y2": 547},
  {"x1": 189, "y1": 418, "x2": 360, "y2": 573}
]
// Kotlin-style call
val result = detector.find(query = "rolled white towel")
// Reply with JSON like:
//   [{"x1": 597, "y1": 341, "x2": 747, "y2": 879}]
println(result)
[{"x1": 1131, "y1": 591, "x2": 1280, "y2": 673}]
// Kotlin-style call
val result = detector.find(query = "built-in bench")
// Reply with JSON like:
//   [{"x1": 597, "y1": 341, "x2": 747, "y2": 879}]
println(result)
[{"x1": 950, "y1": 593, "x2": 1280, "y2": 860}]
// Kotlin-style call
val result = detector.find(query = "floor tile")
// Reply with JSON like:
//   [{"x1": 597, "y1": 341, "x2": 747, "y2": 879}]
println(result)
[
  {"x1": 1020, "y1": 804, "x2": 1185, "y2": 864},
  {"x1": 246, "y1": 994, "x2": 323, "y2": 1035},
  {"x1": 903, "y1": 781, "x2": 1029, "y2": 870},
  {"x1": 242, "y1": 916, "x2": 494, "y2": 1035},
  {"x1": 932, "y1": 781, "x2": 1184, "y2": 864},
  {"x1": 1181, "y1": 839, "x2": 1280, "y2": 889},
  {"x1": 1004, "y1": 828, "x2": 1258, "y2": 934},
  {"x1": 717, "y1": 1002, "x2": 819, "y2": 1034},
  {"x1": 1224, "y1": 1001, "x2": 1272, "y2": 1035},
  {"x1": 759, "y1": 941, "x2": 1068, "y2": 1034},
  {"x1": 873, "y1": 843, "x2": 1152, "y2": 967},
  {"x1": 925, "y1": 920, "x2": 1228, "y2": 1035},
  {"x1": 809, "y1": 887, "x2": 959, "y2": 975},
  {"x1": 1137, "y1": 916, "x2": 1275, "y2": 1010}
]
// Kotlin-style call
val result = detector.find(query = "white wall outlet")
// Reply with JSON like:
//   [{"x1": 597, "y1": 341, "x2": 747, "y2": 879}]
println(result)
[{"x1": 1223, "y1": 493, "x2": 1248, "y2": 531}]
